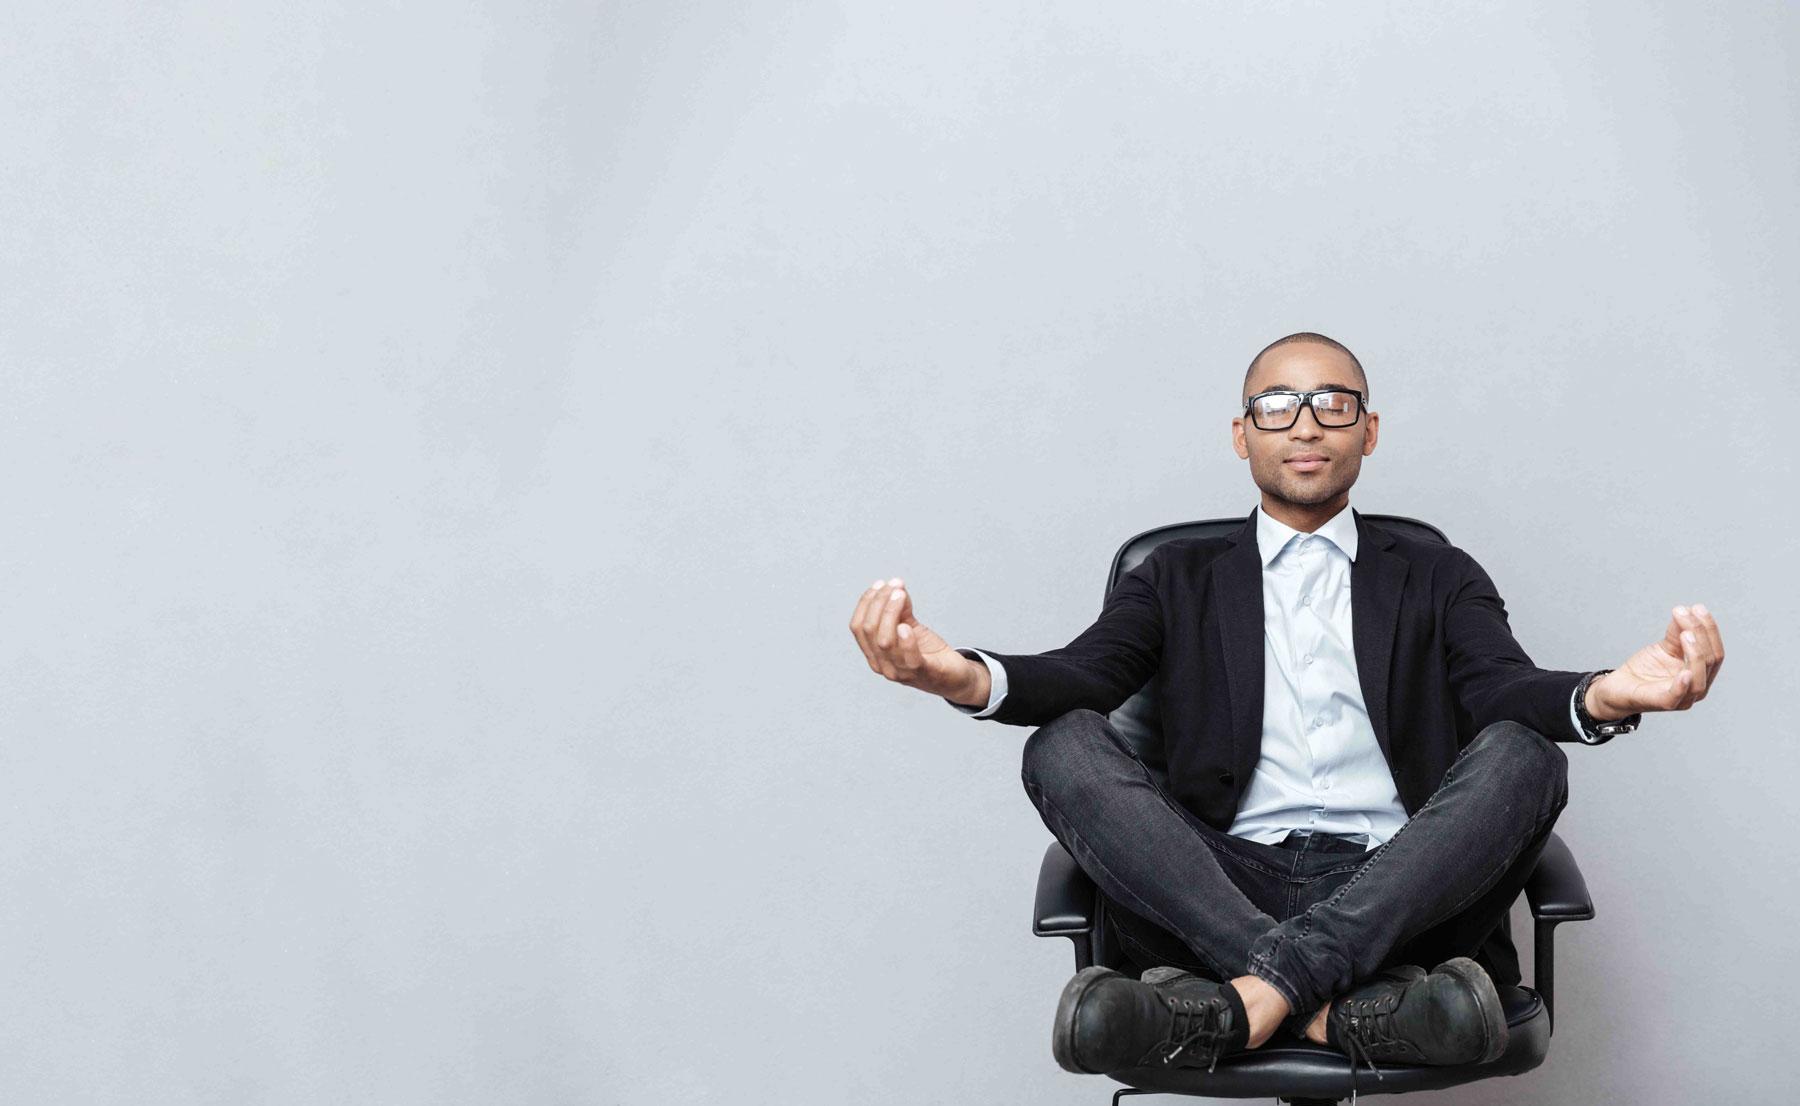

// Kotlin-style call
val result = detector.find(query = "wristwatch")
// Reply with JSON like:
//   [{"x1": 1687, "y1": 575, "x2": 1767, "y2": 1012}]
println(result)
[{"x1": 1573, "y1": 668, "x2": 1641, "y2": 744}]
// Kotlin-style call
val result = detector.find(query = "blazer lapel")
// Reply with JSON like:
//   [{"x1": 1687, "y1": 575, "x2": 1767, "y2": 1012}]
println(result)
[
  {"x1": 1214, "y1": 512, "x2": 1264, "y2": 784},
  {"x1": 1350, "y1": 508, "x2": 1409, "y2": 769}
]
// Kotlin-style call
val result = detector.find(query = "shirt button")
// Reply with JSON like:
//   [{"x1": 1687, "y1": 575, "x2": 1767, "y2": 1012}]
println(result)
[
  {"x1": 1301, "y1": 595, "x2": 1311, "y2": 606},
  {"x1": 1321, "y1": 779, "x2": 1333, "y2": 790},
  {"x1": 1303, "y1": 654, "x2": 1313, "y2": 665}
]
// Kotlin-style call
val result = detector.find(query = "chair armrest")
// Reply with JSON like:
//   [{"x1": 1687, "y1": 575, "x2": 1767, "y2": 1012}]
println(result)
[
  {"x1": 1033, "y1": 841, "x2": 1095, "y2": 936},
  {"x1": 1523, "y1": 831, "x2": 1594, "y2": 1036},
  {"x1": 1524, "y1": 832, "x2": 1595, "y2": 921}
]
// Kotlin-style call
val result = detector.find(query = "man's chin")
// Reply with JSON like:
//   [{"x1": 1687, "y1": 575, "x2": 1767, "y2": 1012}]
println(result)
[{"x1": 1265, "y1": 477, "x2": 1349, "y2": 507}]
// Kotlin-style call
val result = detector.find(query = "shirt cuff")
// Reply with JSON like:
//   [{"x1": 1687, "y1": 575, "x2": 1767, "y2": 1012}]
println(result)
[{"x1": 946, "y1": 648, "x2": 1008, "y2": 718}]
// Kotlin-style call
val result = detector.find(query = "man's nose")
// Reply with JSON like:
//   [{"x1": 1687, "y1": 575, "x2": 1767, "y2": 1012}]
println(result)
[{"x1": 1289, "y1": 406, "x2": 1327, "y2": 437}]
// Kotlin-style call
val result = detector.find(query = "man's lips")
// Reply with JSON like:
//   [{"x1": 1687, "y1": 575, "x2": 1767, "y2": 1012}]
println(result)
[{"x1": 1286, "y1": 455, "x2": 1329, "y2": 471}]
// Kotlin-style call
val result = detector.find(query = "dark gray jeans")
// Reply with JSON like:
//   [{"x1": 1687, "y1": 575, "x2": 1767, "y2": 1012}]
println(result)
[{"x1": 1020, "y1": 709, "x2": 1568, "y2": 1039}]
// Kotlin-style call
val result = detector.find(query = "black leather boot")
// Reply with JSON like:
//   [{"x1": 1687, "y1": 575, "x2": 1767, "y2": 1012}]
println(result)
[
  {"x1": 1324, "y1": 956, "x2": 1509, "y2": 1078},
  {"x1": 1051, "y1": 965, "x2": 1248, "y2": 1074}
]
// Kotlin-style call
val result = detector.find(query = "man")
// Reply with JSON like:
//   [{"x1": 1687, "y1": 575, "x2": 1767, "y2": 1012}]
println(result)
[{"x1": 846, "y1": 332, "x2": 1723, "y2": 1078}]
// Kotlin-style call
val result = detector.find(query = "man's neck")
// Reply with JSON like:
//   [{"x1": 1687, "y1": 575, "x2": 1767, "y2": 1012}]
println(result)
[{"x1": 1259, "y1": 494, "x2": 1350, "y2": 534}]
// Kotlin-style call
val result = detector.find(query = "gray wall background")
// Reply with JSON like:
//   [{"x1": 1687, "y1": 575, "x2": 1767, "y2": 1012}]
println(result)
[{"x1": 2, "y1": 1, "x2": 1792, "y2": 1103}]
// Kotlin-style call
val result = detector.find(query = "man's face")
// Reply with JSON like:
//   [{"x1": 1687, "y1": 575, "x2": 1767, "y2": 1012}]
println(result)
[{"x1": 1231, "y1": 344, "x2": 1378, "y2": 508}]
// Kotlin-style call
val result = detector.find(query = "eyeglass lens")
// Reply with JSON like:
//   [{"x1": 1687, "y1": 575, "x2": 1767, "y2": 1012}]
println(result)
[{"x1": 1249, "y1": 391, "x2": 1361, "y2": 430}]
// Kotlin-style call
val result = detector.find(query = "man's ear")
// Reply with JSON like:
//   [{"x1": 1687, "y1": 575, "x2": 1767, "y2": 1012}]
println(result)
[
  {"x1": 1231, "y1": 417, "x2": 1249, "y2": 459},
  {"x1": 1362, "y1": 411, "x2": 1379, "y2": 456}
]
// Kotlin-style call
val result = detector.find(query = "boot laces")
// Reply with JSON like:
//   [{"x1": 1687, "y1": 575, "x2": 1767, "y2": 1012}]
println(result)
[
  {"x1": 1337, "y1": 1003, "x2": 1396, "y2": 1104},
  {"x1": 1152, "y1": 994, "x2": 1232, "y2": 1071}
]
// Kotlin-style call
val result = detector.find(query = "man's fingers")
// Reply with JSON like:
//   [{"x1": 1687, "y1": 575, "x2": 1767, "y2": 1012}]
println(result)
[
  {"x1": 1693, "y1": 603, "x2": 1724, "y2": 678},
  {"x1": 1679, "y1": 628, "x2": 1706, "y2": 702},
  {"x1": 874, "y1": 584, "x2": 908, "y2": 668},
  {"x1": 895, "y1": 620, "x2": 924, "y2": 669},
  {"x1": 847, "y1": 584, "x2": 871, "y2": 667},
  {"x1": 1675, "y1": 606, "x2": 1712, "y2": 697},
  {"x1": 892, "y1": 591, "x2": 921, "y2": 655},
  {"x1": 860, "y1": 577, "x2": 902, "y2": 656},
  {"x1": 1678, "y1": 605, "x2": 1714, "y2": 669},
  {"x1": 1660, "y1": 609, "x2": 1685, "y2": 656},
  {"x1": 849, "y1": 577, "x2": 891, "y2": 669},
  {"x1": 892, "y1": 590, "x2": 929, "y2": 670},
  {"x1": 1668, "y1": 670, "x2": 1692, "y2": 710}
]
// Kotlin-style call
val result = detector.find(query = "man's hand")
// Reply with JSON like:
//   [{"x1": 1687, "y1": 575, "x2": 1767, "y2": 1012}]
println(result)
[
  {"x1": 848, "y1": 577, "x2": 987, "y2": 705},
  {"x1": 1590, "y1": 603, "x2": 1724, "y2": 718}
]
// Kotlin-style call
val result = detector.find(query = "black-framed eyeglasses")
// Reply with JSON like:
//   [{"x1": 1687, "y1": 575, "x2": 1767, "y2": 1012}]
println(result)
[{"x1": 1243, "y1": 388, "x2": 1366, "y2": 431}]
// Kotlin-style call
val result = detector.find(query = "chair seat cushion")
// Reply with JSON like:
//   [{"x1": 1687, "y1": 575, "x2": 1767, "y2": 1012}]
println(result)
[{"x1": 1105, "y1": 984, "x2": 1549, "y2": 1098}]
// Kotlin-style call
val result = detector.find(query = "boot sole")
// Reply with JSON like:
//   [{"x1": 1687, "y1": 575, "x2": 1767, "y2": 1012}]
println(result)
[
  {"x1": 1051, "y1": 965, "x2": 1121, "y2": 1074},
  {"x1": 1434, "y1": 956, "x2": 1508, "y2": 1064}
]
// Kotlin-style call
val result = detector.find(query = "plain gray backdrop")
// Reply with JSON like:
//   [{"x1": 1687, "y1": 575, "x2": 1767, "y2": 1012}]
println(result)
[{"x1": 2, "y1": 1, "x2": 1793, "y2": 1103}]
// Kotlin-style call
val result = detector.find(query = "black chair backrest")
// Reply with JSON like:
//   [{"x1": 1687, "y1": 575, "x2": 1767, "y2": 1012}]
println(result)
[{"x1": 1104, "y1": 513, "x2": 1451, "y2": 781}]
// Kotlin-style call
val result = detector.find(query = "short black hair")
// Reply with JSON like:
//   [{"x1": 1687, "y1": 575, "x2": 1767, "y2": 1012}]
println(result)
[{"x1": 1242, "y1": 332, "x2": 1370, "y2": 404}]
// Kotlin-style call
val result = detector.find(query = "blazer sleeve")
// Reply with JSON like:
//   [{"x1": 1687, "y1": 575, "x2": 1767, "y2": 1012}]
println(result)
[
  {"x1": 1443, "y1": 548, "x2": 1588, "y2": 742},
  {"x1": 958, "y1": 548, "x2": 1165, "y2": 727}
]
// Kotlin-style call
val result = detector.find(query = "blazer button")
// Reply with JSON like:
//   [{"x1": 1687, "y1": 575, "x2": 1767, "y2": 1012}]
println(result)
[{"x1": 1219, "y1": 771, "x2": 1235, "y2": 785}]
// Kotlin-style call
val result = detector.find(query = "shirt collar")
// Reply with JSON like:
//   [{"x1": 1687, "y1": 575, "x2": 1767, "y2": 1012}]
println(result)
[{"x1": 1255, "y1": 501, "x2": 1359, "y2": 567}]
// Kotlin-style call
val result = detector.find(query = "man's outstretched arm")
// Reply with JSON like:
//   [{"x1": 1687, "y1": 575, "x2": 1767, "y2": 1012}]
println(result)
[
  {"x1": 849, "y1": 550, "x2": 1166, "y2": 727},
  {"x1": 936, "y1": 550, "x2": 1166, "y2": 726},
  {"x1": 1443, "y1": 549, "x2": 1724, "y2": 741},
  {"x1": 1443, "y1": 549, "x2": 1599, "y2": 741}
]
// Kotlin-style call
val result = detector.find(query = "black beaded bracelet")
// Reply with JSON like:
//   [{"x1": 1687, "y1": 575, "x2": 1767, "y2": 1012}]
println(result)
[{"x1": 1573, "y1": 668, "x2": 1641, "y2": 744}]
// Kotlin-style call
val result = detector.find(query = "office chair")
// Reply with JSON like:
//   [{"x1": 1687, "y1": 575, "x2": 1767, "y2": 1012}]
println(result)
[{"x1": 1029, "y1": 513, "x2": 1596, "y2": 1104}]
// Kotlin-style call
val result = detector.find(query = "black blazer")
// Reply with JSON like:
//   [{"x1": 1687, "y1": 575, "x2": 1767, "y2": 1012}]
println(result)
[{"x1": 969, "y1": 507, "x2": 1588, "y2": 834}]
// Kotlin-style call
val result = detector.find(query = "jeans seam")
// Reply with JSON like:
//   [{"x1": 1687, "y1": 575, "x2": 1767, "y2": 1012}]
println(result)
[{"x1": 1298, "y1": 859, "x2": 1369, "y2": 879}]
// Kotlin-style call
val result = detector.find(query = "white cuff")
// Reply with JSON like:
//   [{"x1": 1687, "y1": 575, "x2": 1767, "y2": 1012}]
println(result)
[{"x1": 947, "y1": 648, "x2": 1008, "y2": 718}]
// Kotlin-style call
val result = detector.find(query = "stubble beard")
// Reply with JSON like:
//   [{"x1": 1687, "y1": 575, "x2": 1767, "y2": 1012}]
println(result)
[{"x1": 1260, "y1": 459, "x2": 1353, "y2": 508}]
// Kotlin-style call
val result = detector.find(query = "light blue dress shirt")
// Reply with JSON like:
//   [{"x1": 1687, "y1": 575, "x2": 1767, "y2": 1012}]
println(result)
[{"x1": 950, "y1": 502, "x2": 1591, "y2": 851}]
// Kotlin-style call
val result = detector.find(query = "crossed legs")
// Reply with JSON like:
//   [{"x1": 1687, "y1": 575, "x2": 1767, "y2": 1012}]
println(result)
[{"x1": 1020, "y1": 708, "x2": 1569, "y2": 1047}]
